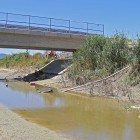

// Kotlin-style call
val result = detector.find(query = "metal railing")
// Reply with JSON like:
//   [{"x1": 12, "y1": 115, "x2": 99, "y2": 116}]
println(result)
[{"x1": 0, "y1": 12, "x2": 104, "y2": 35}]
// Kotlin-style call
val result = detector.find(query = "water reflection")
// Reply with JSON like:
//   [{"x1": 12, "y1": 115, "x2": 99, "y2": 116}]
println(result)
[
  {"x1": 0, "y1": 81, "x2": 139, "y2": 140},
  {"x1": 0, "y1": 81, "x2": 45, "y2": 108}
]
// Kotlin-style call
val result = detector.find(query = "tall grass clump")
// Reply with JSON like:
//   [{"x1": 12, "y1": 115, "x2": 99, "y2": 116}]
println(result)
[
  {"x1": 128, "y1": 39, "x2": 140, "y2": 85},
  {"x1": 101, "y1": 34, "x2": 131, "y2": 73}
]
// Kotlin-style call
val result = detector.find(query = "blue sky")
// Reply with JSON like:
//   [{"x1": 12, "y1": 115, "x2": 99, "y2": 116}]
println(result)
[{"x1": 0, "y1": 0, "x2": 140, "y2": 54}]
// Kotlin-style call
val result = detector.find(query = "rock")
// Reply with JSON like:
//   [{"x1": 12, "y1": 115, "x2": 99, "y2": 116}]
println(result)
[
  {"x1": 36, "y1": 86, "x2": 53, "y2": 94},
  {"x1": 131, "y1": 105, "x2": 140, "y2": 109}
]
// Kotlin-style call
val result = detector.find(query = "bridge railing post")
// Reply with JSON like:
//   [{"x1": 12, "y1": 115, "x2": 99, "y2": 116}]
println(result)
[
  {"x1": 86, "y1": 22, "x2": 89, "y2": 34},
  {"x1": 69, "y1": 20, "x2": 71, "y2": 34},
  {"x1": 103, "y1": 24, "x2": 105, "y2": 35},
  {"x1": 50, "y1": 18, "x2": 52, "y2": 31},
  {"x1": 28, "y1": 15, "x2": 30, "y2": 30},
  {"x1": 5, "y1": 13, "x2": 8, "y2": 28}
]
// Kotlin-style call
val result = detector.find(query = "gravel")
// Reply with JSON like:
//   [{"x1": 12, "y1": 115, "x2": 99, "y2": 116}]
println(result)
[{"x1": 0, "y1": 105, "x2": 70, "y2": 140}]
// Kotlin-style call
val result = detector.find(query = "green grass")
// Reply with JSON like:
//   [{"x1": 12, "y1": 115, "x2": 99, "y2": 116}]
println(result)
[{"x1": 0, "y1": 52, "x2": 53, "y2": 70}]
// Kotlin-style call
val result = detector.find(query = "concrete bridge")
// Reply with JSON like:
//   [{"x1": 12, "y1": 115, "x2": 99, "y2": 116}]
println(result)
[{"x1": 0, "y1": 12, "x2": 104, "y2": 51}]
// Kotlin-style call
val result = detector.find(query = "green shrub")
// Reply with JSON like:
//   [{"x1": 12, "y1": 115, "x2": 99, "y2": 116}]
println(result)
[
  {"x1": 68, "y1": 34, "x2": 131, "y2": 83},
  {"x1": 72, "y1": 35, "x2": 107, "y2": 72},
  {"x1": 101, "y1": 34, "x2": 130, "y2": 73},
  {"x1": 128, "y1": 39, "x2": 140, "y2": 85},
  {"x1": 0, "y1": 52, "x2": 50, "y2": 69}
]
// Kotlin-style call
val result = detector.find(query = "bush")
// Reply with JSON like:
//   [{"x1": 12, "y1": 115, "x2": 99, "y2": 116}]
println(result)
[
  {"x1": 72, "y1": 35, "x2": 107, "y2": 72},
  {"x1": 68, "y1": 34, "x2": 131, "y2": 83},
  {"x1": 0, "y1": 52, "x2": 49, "y2": 69},
  {"x1": 101, "y1": 34, "x2": 130, "y2": 73},
  {"x1": 128, "y1": 39, "x2": 140, "y2": 85}
]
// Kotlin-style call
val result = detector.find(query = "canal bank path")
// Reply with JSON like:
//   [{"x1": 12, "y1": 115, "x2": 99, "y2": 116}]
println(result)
[{"x1": 0, "y1": 105, "x2": 71, "y2": 140}]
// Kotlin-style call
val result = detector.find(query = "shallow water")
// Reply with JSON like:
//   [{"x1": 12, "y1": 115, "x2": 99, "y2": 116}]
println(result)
[{"x1": 0, "y1": 81, "x2": 140, "y2": 140}]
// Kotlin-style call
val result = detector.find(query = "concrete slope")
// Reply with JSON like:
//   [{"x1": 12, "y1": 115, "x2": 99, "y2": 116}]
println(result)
[{"x1": 23, "y1": 59, "x2": 71, "y2": 82}]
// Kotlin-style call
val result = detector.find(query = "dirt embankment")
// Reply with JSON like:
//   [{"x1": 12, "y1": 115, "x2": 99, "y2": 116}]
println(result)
[
  {"x1": 0, "y1": 68, "x2": 34, "y2": 80},
  {"x1": 33, "y1": 66, "x2": 140, "y2": 106}
]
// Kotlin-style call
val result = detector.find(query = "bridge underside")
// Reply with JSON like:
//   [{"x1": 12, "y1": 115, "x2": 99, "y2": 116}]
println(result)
[
  {"x1": 0, "y1": 45, "x2": 76, "y2": 52},
  {"x1": 0, "y1": 28, "x2": 86, "y2": 51}
]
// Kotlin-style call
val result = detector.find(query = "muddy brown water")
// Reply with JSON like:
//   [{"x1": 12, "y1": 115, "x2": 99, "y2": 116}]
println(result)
[{"x1": 0, "y1": 81, "x2": 140, "y2": 140}]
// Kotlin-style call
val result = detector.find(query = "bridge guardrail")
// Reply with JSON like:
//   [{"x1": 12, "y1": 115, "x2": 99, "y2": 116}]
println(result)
[{"x1": 0, "y1": 12, "x2": 104, "y2": 35}]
